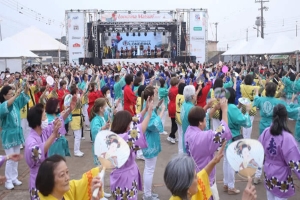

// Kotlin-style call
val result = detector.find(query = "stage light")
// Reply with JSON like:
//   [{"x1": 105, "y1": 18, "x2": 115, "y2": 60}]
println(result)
[
  {"x1": 163, "y1": 31, "x2": 165, "y2": 36},
  {"x1": 108, "y1": 32, "x2": 111, "y2": 36},
  {"x1": 133, "y1": 32, "x2": 135, "y2": 36},
  {"x1": 144, "y1": 32, "x2": 147, "y2": 36},
  {"x1": 138, "y1": 32, "x2": 141, "y2": 37},
  {"x1": 126, "y1": 32, "x2": 129, "y2": 36}
]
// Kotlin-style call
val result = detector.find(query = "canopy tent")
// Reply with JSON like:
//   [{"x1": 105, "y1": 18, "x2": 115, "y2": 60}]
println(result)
[
  {"x1": 0, "y1": 37, "x2": 39, "y2": 72},
  {"x1": 222, "y1": 40, "x2": 248, "y2": 56},
  {"x1": 268, "y1": 35, "x2": 294, "y2": 54},
  {"x1": 222, "y1": 35, "x2": 300, "y2": 56},
  {"x1": 9, "y1": 26, "x2": 66, "y2": 51},
  {"x1": 0, "y1": 37, "x2": 39, "y2": 58}
]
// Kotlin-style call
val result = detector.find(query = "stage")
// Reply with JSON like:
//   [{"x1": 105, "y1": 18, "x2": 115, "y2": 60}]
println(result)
[{"x1": 102, "y1": 58, "x2": 169, "y2": 65}]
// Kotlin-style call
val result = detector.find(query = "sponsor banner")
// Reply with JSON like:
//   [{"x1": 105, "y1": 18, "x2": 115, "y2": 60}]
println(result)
[
  {"x1": 102, "y1": 58, "x2": 169, "y2": 65},
  {"x1": 67, "y1": 12, "x2": 85, "y2": 65},
  {"x1": 101, "y1": 12, "x2": 173, "y2": 22},
  {"x1": 189, "y1": 11, "x2": 207, "y2": 63},
  {"x1": 106, "y1": 32, "x2": 163, "y2": 51}
]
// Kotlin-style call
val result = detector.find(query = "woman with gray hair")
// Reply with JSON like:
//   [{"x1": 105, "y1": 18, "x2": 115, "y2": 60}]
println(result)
[
  {"x1": 180, "y1": 85, "x2": 200, "y2": 153},
  {"x1": 164, "y1": 150, "x2": 257, "y2": 200}
]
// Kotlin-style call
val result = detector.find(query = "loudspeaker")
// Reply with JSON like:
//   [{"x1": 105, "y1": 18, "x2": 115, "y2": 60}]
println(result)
[
  {"x1": 78, "y1": 58, "x2": 102, "y2": 66},
  {"x1": 87, "y1": 22, "x2": 94, "y2": 52},
  {"x1": 93, "y1": 57, "x2": 102, "y2": 66},
  {"x1": 173, "y1": 56, "x2": 196, "y2": 63},
  {"x1": 180, "y1": 22, "x2": 186, "y2": 51}
]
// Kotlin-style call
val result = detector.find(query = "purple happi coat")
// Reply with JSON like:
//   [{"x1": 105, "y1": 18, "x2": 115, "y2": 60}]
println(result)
[
  {"x1": 185, "y1": 120, "x2": 232, "y2": 186},
  {"x1": 259, "y1": 127, "x2": 300, "y2": 199},
  {"x1": 110, "y1": 116, "x2": 147, "y2": 200},
  {"x1": 24, "y1": 116, "x2": 65, "y2": 200},
  {"x1": 0, "y1": 155, "x2": 6, "y2": 168}
]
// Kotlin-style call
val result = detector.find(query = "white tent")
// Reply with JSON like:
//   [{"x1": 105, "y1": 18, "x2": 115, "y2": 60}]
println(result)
[
  {"x1": 292, "y1": 37, "x2": 300, "y2": 52},
  {"x1": 9, "y1": 26, "x2": 66, "y2": 51},
  {"x1": 239, "y1": 37, "x2": 269, "y2": 55},
  {"x1": 222, "y1": 40, "x2": 248, "y2": 56},
  {"x1": 0, "y1": 37, "x2": 39, "y2": 72},
  {"x1": 268, "y1": 35, "x2": 294, "y2": 54}
]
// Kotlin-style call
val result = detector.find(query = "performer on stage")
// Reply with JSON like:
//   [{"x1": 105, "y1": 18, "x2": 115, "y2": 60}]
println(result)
[
  {"x1": 125, "y1": 47, "x2": 128, "y2": 59},
  {"x1": 134, "y1": 46, "x2": 138, "y2": 58},
  {"x1": 140, "y1": 44, "x2": 144, "y2": 56},
  {"x1": 116, "y1": 50, "x2": 120, "y2": 59},
  {"x1": 147, "y1": 46, "x2": 151, "y2": 58},
  {"x1": 120, "y1": 47, "x2": 124, "y2": 59},
  {"x1": 154, "y1": 46, "x2": 158, "y2": 58},
  {"x1": 161, "y1": 46, "x2": 164, "y2": 58}
]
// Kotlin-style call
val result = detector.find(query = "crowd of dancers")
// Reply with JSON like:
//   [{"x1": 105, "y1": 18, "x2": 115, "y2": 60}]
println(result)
[{"x1": 0, "y1": 60, "x2": 299, "y2": 200}]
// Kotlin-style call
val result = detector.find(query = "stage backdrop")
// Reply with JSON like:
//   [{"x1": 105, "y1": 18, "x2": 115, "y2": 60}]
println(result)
[
  {"x1": 106, "y1": 32, "x2": 163, "y2": 52},
  {"x1": 67, "y1": 12, "x2": 85, "y2": 65},
  {"x1": 100, "y1": 12, "x2": 173, "y2": 22},
  {"x1": 189, "y1": 11, "x2": 207, "y2": 63}
]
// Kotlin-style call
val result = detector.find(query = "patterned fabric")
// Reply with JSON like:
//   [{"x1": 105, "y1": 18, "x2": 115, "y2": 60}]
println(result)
[
  {"x1": 31, "y1": 146, "x2": 42, "y2": 162},
  {"x1": 265, "y1": 173, "x2": 294, "y2": 193},
  {"x1": 111, "y1": 180, "x2": 138, "y2": 200}
]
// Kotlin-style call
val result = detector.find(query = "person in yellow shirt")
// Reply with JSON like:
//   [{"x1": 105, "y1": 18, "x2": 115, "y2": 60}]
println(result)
[
  {"x1": 20, "y1": 80, "x2": 38, "y2": 148},
  {"x1": 240, "y1": 74, "x2": 262, "y2": 139},
  {"x1": 136, "y1": 85, "x2": 146, "y2": 114},
  {"x1": 36, "y1": 155, "x2": 103, "y2": 200},
  {"x1": 69, "y1": 84, "x2": 84, "y2": 157},
  {"x1": 164, "y1": 144, "x2": 257, "y2": 200},
  {"x1": 164, "y1": 144, "x2": 226, "y2": 200},
  {"x1": 175, "y1": 82, "x2": 186, "y2": 153}
]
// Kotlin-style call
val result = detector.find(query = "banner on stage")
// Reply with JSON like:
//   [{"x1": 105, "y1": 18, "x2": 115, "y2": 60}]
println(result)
[
  {"x1": 100, "y1": 12, "x2": 173, "y2": 22},
  {"x1": 102, "y1": 58, "x2": 169, "y2": 65},
  {"x1": 106, "y1": 32, "x2": 163, "y2": 52},
  {"x1": 67, "y1": 12, "x2": 85, "y2": 65},
  {"x1": 189, "y1": 11, "x2": 207, "y2": 63}
]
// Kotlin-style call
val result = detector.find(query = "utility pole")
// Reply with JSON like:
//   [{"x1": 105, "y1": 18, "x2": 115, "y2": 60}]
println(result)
[
  {"x1": 297, "y1": 21, "x2": 298, "y2": 37},
  {"x1": 255, "y1": 0, "x2": 269, "y2": 39},
  {"x1": 213, "y1": 22, "x2": 218, "y2": 42},
  {"x1": 0, "y1": 19, "x2": 2, "y2": 41}
]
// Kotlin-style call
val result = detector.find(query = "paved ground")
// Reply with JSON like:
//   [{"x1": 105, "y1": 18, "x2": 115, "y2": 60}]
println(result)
[{"x1": 0, "y1": 112, "x2": 300, "y2": 200}]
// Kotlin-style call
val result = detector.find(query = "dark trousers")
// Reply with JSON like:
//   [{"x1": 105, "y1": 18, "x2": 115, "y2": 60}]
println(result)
[
  {"x1": 169, "y1": 118, "x2": 178, "y2": 139},
  {"x1": 65, "y1": 123, "x2": 69, "y2": 135}
]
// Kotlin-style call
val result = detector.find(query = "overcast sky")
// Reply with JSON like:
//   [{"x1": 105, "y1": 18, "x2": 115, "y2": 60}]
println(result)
[{"x1": 0, "y1": 0, "x2": 299, "y2": 49}]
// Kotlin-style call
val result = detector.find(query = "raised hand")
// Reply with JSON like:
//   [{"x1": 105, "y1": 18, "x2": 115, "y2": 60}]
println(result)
[
  {"x1": 9, "y1": 153, "x2": 23, "y2": 162},
  {"x1": 91, "y1": 176, "x2": 103, "y2": 200},
  {"x1": 242, "y1": 177, "x2": 257, "y2": 200}
]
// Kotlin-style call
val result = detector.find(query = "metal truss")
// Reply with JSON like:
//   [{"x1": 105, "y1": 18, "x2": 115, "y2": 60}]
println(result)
[
  {"x1": 93, "y1": 22, "x2": 98, "y2": 58},
  {"x1": 65, "y1": 12, "x2": 69, "y2": 64},
  {"x1": 176, "y1": 22, "x2": 180, "y2": 56}
]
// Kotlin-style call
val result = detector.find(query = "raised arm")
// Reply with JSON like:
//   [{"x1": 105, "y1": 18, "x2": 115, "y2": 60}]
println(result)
[{"x1": 141, "y1": 98, "x2": 154, "y2": 133}]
